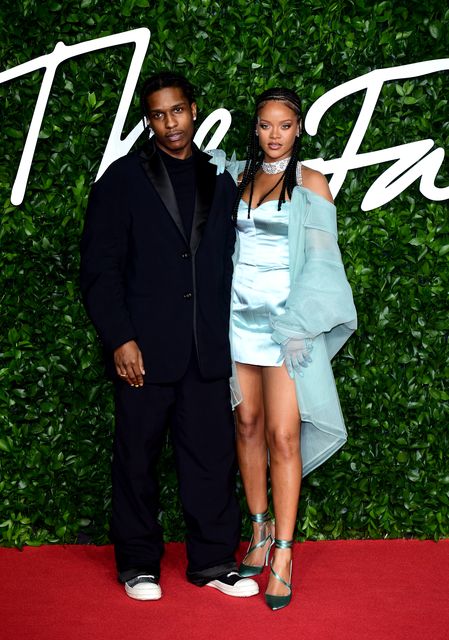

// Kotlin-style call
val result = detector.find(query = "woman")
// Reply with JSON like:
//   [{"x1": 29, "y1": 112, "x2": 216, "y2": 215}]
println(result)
[{"x1": 230, "y1": 88, "x2": 357, "y2": 610}]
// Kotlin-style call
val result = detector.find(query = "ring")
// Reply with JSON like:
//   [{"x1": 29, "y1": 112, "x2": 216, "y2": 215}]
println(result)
[{"x1": 119, "y1": 373, "x2": 128, "y2": 378}]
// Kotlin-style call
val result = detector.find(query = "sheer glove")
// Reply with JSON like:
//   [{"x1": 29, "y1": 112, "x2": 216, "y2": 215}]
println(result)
[{"x1": 280, "y1": 337, "x2": 313, "y2": 379}]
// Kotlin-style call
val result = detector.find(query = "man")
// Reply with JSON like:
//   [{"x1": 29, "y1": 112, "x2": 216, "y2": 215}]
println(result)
[{"x1": 80, "y1": 72, "x2": 258, "y2": 601}]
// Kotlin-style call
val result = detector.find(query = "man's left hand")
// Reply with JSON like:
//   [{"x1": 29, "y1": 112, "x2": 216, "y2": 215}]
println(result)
[{"x1": 114, "y1": 340, "x2": 145, "y2": 387}]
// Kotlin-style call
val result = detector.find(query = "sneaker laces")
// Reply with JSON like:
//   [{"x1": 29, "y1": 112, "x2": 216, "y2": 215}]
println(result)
[{"x1": 126, "y1": 574, "x2": 157, "y2": 586}]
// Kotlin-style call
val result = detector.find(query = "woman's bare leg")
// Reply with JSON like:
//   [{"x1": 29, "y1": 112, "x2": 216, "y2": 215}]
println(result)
[
  {"x1": 235, "y1": 362, "x2": 272, "y2": 567},
  {"x1": 263, "y1": 364, "x2": 301, "y2": 596}
]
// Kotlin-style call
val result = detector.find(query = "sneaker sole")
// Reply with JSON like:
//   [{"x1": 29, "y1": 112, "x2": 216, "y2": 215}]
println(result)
[
  {"x1": 206, "y1": 580, "x2": 259, "y2": 597},
  {"x1": 125, "y1": 586, "x2": 162, "y2": 601}
]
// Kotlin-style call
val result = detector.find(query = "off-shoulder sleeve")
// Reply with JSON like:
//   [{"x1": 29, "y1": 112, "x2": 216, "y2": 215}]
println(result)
[
  {"x1": 206, "y1": 150, "x2": 246, "y2": 183},
  {"x1": 205, "y1": 148, "x2": 227, "y2": 174},
  {"x1": 271, "y1": 188, "x2": 357, "y2": 358}
]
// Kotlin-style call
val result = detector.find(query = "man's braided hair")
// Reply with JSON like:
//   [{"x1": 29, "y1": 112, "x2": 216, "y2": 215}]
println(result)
[
  {"x1": 232, "y1": 88, "x2": 303, "y2": 222},
  {"x1": 140, "y1": 71, "x2": 196, "y2": 119}
]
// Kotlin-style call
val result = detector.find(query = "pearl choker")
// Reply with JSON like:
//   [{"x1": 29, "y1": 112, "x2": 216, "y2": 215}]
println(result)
[{"x1": 261, "y1": 157, "x2": 291, "y2": 174}]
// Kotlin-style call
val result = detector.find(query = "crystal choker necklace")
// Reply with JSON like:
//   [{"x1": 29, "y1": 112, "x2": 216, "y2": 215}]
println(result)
[{"x1": 261, "y1": 157, "x2": 291, "y2": 174}]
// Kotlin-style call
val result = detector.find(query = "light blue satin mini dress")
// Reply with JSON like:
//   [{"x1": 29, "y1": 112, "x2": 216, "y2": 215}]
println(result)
[{"x1": 231, "y1": 198, "x2": 291, "y2": 366}]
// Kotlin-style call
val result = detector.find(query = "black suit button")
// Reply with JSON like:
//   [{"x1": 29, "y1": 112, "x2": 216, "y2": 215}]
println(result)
[
  {"x1": 181, "y1": 252, "x2": 190, "y2": 259},
  {"x1": 183, "y1": 292, "x2": 193, "y2": 299}
]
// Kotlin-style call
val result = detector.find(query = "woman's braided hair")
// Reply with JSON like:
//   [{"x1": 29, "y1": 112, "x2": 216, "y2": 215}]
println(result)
[{"x1": 232, "y1": 88, "x2": 303, "y2": 223}]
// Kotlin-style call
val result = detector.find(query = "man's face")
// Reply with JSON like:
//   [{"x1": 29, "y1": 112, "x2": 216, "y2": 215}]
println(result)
[{"x1": 145, "y1": 87, "x2": 197, "y2": 159}]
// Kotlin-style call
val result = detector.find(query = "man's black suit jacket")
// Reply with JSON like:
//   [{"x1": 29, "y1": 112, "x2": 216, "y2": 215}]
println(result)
[{"x1": 80, "y1": 140, "x2": 237, "y2": 383}]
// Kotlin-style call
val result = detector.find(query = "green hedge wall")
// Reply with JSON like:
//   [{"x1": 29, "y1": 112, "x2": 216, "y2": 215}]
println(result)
[{"x1": 1, "y1": 0, "x2": 448, "y2": 546}]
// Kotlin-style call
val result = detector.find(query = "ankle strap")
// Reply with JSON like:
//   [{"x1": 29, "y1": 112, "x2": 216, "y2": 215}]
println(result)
[
  {"x1": 274, "y1": 539, "x2": 293, "y2": 549},
  {"x1": 250, "y1": 510, "x2": 270, "y2": 524}
]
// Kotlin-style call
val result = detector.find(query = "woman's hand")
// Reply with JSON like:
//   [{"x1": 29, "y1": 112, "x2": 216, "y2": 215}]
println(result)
[{"x1": 280, "y1": 338, "x2": 313, "y2": 379}]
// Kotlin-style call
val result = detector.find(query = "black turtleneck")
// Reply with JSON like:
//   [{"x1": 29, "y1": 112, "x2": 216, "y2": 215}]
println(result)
[{"x1": 158, "y1": 147, "x2": 196, "y2": 240}]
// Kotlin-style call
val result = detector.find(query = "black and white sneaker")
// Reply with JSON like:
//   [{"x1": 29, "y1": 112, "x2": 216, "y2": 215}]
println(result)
[
  {"x1": 124, "y1": 574, "x2": 162, "y2": 601},
  {"x1": 206, "y1": 571, "x2": 259, "y2": 597}
]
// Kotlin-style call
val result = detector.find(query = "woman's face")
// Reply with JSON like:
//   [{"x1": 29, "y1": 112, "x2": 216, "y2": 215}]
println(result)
[{"x1": 256, "y1": 100, "x2": 300, "y2": 163}]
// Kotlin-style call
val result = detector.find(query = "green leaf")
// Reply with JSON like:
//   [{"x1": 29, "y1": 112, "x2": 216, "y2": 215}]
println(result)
[
  {"x1": 429, "y1": 23, "x2": 441, "y2": 39},
  {"x1": 4, "y1": 127, "x2": 23, "y2": 139},
  {"x1": 0, "y1": 439, "x2": 11, "y2": 453}
]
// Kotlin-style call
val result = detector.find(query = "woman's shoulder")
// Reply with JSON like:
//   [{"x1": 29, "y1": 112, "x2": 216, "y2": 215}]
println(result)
[{"x1": 300, "y1": 165, "x2": 334, "y2": 204}]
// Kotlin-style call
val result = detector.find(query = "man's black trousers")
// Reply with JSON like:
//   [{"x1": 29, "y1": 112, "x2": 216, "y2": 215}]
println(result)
[{"x1": 110, "y1": 349, "x2": 240, "y2": 584}]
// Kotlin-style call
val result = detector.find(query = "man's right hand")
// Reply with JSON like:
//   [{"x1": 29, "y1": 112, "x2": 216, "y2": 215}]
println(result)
[{"x1": 114, "y1": 340, "x2": 145, "y2": 387}]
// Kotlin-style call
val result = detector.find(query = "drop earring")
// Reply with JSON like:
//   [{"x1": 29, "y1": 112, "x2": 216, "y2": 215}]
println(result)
[{"x1": 145, "y1": 120, "x2": 153, "y2": 138}]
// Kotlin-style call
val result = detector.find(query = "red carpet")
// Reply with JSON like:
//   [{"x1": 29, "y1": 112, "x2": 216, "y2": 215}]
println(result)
[{"x1": 1, "y1": 540, "x2": 448, "y2": 640}]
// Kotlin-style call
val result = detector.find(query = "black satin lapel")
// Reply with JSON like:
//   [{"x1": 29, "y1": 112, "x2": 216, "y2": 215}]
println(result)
[
  {"x1": 139, "y1": 143, "x2": 187, "y2": 243},
  {"x1": 190, "y1": 152, "x2": 217, "y2": 254}
]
